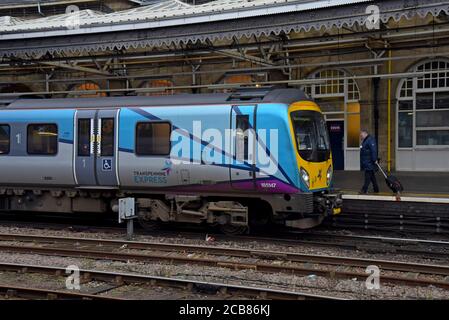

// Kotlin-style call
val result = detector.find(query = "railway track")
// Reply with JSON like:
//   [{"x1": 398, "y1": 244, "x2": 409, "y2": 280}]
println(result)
[
  {"x1": 0, "y1": 284, "x2": 126, "y2": 300},
  {"x1": 2, "y1": 209, "x2": 449, "y2": 239},
  {"x1": 2, "y1": 213, "x2": 448, "y2": 259},
  {"x1": 0, "y1": 262, "x2": 339, "y2": 300},
  {"x1": 332, "y1": 198, "x2": 449, "y2": 234},
  {"x1": 249, "y1": 230, "x2": 449, "y2": 260},
  {"x1": 0, "y1": 233, "x2": 448, "y2": 291},
  {"x1": 1, "y1": 213, "x2": 449, "y2": 263}
]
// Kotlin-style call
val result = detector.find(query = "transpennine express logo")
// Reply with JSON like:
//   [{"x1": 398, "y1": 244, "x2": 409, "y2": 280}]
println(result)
[
  {"x1": 162, "y1": 160, "x2": 173, "y2": 175},
  {"x1": 133, "y1": 160, "x2": 172, "y2": 184}
]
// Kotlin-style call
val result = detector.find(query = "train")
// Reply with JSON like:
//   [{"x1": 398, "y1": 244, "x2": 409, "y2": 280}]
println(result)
[{"x1": 0, "y1": 88, "x2": 342, "y2": 234}]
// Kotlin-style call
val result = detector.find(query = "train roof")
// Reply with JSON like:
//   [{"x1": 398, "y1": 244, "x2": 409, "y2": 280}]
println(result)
[{"x1": 1, "y1": 88, "x2": 311, "y2": 110}]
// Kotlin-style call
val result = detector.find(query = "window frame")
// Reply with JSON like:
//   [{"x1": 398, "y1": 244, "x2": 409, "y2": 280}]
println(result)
[
  {"x1": 307, "y1": 69, "x2": 360, "y2": 101},
  {"x1": 26, "y1": 123, "x2": 59, "y2": 156},
  {"x1": 397, "y1": 108, "x2": 414, "y2": 149},
  {"x1": 134, "y1": 121, "x2": 172, "y2": 157},
  {"x1": 0, "y1": 124, "x2": 10, "y2": 155},
  {"x1": 397, "y1": 61, "x2": 449, "y2": 150},
  {"x1": 100, "y1": 117, "x2": 115, "y2": 157},
  {"x1": 304, "y1": 69, "x2": 361, "y2": 153},
  {"x1": 235, "y1": 114, "x2": 250, "y2": 162},
  {"x1": 77, "y1": 118, "x2": 91, "y2": 157}
]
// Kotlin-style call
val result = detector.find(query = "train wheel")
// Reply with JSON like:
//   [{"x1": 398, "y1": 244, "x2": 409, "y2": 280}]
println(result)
[
  {"x1": 138, "y1": 216, "x2": 163, "y2": 232},
  {"x1": 219, "y1": 224, "x2": 247, "y2": 235}
]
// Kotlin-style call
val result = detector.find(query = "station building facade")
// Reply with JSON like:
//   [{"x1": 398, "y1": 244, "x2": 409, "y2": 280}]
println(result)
[{"x1": 0, "y1": 0, "x2": 448, "y2": 172}]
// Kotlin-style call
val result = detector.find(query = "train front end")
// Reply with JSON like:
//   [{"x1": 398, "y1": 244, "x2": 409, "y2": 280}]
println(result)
[{"x1": 286, "y1": 101, "x2": 343, "y2": 228}]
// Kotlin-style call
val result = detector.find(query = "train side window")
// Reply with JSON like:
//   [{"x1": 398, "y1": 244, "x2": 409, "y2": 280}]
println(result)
[
  {"x1": 136, "y1": 122, "x2": 171, "y2": 156},
  {"x1": 78, "y1": 119, "x2": 91, "y2": 156},
  {"x1": 101, "y1": 118, "x2": 114, "y2": 157},
  {"x1": 0, "y1": 125, "x2": 10, "y2": 155},
  {"x1": 235, "y1": 115, "x2": 249, "y2": 161},
  {"x1": 27, "y1": 124, "x2": 58, "y2": 155}
]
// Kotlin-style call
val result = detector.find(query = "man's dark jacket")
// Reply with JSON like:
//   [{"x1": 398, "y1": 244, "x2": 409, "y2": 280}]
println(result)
[{"x1": 360, "y1": 135, "x2": 378, "y2": 171}]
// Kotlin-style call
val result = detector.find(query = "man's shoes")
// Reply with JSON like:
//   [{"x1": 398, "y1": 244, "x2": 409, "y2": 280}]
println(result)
[{"x1": 373, "y1": 190, "x2": 380, "y2": 194}]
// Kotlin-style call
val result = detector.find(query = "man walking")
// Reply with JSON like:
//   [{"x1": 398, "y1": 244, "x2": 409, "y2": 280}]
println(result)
[{"x1": 360, "y1": 129, "x2": 379, "y2": 194}]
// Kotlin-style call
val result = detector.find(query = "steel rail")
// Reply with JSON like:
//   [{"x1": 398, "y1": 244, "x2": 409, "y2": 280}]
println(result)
[
  {"x1": 231, "y1": 230, "x2": 449, "y2": 248},
  {"x1": 0, "y1": 262, "x2": 338, "y2": 300},
  {"x1": 0, "y1": 233, "x2": 448, "y2": 276},
  {"x1": 3, "y1": 229, "x2": 449, "y2": 250},
  {"x1": 0, "y1": 233, "x2": 449, "y2": 290},
  {"x1": 287, "y1": 231, "x2": 449, "y2": 247},
  {"x1": 0, "y1": 284, "x2": 126, "y2": 300},
  {"x1": 0, "y1": 215, "x2": 447, "y2": 258}
]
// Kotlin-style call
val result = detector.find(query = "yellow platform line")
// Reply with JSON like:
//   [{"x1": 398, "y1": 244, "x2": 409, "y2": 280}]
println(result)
[{"x1": 341, "y1": 190, "x2": 449, "y2": 198}]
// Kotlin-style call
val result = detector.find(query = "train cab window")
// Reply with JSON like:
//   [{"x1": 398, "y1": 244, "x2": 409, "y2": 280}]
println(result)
[
  {"x1": 0, "y1": 125, "x2": 10, "y2": 155},
  {"x1": 136, "y1": 122, "x2": 171, "y2": 156},
  {"x1": 236, "y1": 115, "x2": 249, "y2": 161},
  {"x1": 78, "y1": 119, "x2": 91, "y2": 156},
  {"x1": 27, "y1": 124, "x2": 58, "y2": 155},
  {"x1": 291, "y1": 111, "x2": 330, "y2": 162},
  {"x1": 101, "y1": 118, "x2": 114, "y2": 157}
]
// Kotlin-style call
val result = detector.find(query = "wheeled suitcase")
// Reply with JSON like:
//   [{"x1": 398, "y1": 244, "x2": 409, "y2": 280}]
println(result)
[{"x1": 376, "y1": 162, "x2": 404, "y2": 194}]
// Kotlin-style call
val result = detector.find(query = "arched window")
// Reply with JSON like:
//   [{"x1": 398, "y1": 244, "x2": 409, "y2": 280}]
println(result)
[
  {"x1": 305, "y1": 69, "x2": 360, "y2": 101},
  {"x1": 140, "y1": 79, "x2": 174, "y2": 96},
  {"x1": 222, "y1": 74, "x2": 255, "y2": 92},
  {"x1": 396, "y1": 59, "x2": 449, "y2": 171},
  {"x1": 397, "y1": 60, "x2": 449, "y2": 148},
  {"x1": 68, "y1": 82, "x2": 106, "y2": 98},
  {"x1": 304, "y1": 69, "x2": 361, "y2": 170},
  {"x1": 224, "y1": 74, "x2": 253, "y2": 85}
]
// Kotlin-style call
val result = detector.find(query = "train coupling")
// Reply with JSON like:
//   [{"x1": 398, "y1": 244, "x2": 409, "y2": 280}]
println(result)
[
  {"x1": 314, "y1": 190, "x2": 343, "y2": 217},
  {"x1": 284, "y1": 191, "x2": 342, "y2": 229}
]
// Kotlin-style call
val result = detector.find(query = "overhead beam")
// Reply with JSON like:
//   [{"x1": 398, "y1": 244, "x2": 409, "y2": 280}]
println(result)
[
  {"x1": 39, "y1": 61, "x2": 112, "y2": 76},
  {"x1": 206, "y1": 38, "x2": 275, "y2": 67},
  {"x1": 209, "y1": 47, "x2": 275, "y2": 67},
  {"x1": 4, "y1": 68, "x2": 449, "y2": 97}
]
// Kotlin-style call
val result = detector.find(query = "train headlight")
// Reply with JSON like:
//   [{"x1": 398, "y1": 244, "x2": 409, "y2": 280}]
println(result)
[
  {"x1": 300, "y1": 167, "x2": 310, "y2": 189},
  {"x1": 327, "y1": 165, "x2": 333, "y2": 186}
]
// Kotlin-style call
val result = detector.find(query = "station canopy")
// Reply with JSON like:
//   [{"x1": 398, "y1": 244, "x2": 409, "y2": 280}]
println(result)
[{"x1": 0, "y1": 0, "x2": 448, "y2": 57}]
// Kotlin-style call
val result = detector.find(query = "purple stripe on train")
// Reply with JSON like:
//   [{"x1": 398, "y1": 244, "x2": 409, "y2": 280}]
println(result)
[{"x1": 169, "y1": 178, "x2": 299, "y2": 193}]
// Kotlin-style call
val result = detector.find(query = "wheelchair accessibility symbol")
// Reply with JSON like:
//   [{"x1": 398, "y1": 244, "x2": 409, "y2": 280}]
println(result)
[{"x1": 102, "y1": 159, "x2": 112, "y2": 172}]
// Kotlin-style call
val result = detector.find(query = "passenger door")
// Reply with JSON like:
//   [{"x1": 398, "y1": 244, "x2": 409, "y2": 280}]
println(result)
[
  {"x1": 74, "y1": 109, "x2": 120, "y2": 188},
  {"x1": 230, "y1": 105, "x2": 257, "y2": 190},
  {"x1": 74, "y1": 110, "x2": 97, "y2": 186},
  {"x1": 326, "y1": 120, "x2": 345, "y2": 170},
  {"x1": 96, "y1": 109, "x2": 119, "y2": 187}
]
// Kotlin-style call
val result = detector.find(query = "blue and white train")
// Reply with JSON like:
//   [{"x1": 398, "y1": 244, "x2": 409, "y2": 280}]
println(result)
[{"x1": 0, "y1": 88, "x2": 342, "y2": 233}]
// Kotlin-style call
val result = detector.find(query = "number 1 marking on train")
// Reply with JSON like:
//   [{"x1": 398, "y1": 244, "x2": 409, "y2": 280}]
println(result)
[{"x1": 16, "y1": 133, "x2": 21, "y2": 144}]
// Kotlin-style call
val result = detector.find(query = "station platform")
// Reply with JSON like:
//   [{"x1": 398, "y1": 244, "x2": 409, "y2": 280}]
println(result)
[
  {"x1": 333, "y1": 170, "x2": 449, "y2": 197},
  {"x1": 326, "y1": 171, "x2": 449, "y2": 233}
]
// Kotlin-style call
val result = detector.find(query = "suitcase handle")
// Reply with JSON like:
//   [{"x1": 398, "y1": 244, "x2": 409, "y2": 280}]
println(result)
[{"x1": 376, "y1": 162, "x2": 388, "y2": 179}]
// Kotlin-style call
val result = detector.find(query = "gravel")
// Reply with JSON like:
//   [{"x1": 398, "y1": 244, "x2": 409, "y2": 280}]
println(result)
[{"x1": 0, "y1": 224, "x2": 448, "y2": 299}]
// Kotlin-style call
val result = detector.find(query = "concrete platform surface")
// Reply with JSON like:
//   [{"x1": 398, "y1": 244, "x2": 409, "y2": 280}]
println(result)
[{"x1": 333, "y1": 170, "x2": 449, "y2": 196}]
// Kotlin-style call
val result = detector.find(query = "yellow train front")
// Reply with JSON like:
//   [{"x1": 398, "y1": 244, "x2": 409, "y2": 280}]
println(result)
[
  {"x1": 225, "y1": 89, "x2": 342, "y2": 230},
  {"x1": 277, "y1": 99, "x2": 343, "y2": 229}
]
